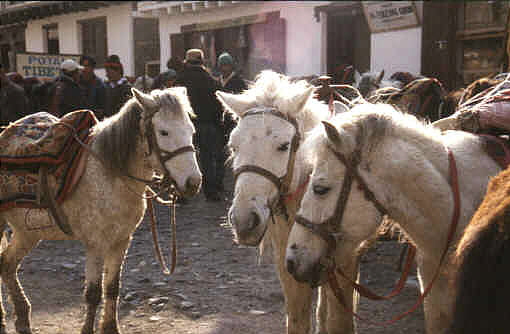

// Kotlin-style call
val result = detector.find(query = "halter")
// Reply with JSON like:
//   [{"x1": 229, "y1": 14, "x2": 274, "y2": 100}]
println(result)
[
  {"x1": 138, "y1": 99, "x2": 196, "y2": 191},
  {"x1": 294, "y1": 127, "x2": 462, "y2": 325},
  {"x1": 295, "y1": 127, "x2": 387, "y2": 255},
  {"x1": 233, "y1": 107, "x2": 301, "y2": 221}
]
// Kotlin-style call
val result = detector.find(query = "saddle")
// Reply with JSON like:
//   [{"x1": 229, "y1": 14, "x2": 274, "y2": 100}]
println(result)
[{"x1": 0, "y1": 110, "x2": 97, "y2": 235}]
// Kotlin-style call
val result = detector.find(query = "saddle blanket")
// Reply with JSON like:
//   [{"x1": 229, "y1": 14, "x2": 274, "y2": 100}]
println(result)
[{"x1": 0, "y1": 110, "x2": 97, "y2": 211}]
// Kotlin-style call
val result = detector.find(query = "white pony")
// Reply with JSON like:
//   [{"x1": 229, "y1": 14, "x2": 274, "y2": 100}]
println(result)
[
  {"x1": 0, "y1": 88, "x2": 201, "y2": 334},
  {"x1": 216, "y1": 71, "x2": 358, "y2": 334},
  {"x1": 285, "y1": 103, "x2": 502, "y2": 333}
]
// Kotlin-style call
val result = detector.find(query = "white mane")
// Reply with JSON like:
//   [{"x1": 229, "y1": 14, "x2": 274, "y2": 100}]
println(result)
[
  {"x1": 225, "y1": 70, "x2": 331, "y2": 133},
  {"x1": 303, "y1": 102, "x2": 444, "y2": 163}
]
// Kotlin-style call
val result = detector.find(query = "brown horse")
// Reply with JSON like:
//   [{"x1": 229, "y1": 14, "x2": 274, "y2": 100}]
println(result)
[{"x1": 448, "y1": 165, "x2": 510, "y2": 334}]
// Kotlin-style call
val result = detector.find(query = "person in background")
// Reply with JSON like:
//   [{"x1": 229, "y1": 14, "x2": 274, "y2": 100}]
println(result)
[
  {"x1": 0, "y1": 63, "x2": 30, "y2": 127},
  {"x1": 104, "y1": 55, "x2": 132, "y2": 118},
  {"x1": 151, "y1": 57, "x2": 182, "y2": 91},
  {"x1": 48, "y1": 59, "x2": 87, "y2": 118},
  {"x1": 175, "y1": 49, "x2": 224, "y2": 201},
  {"x1": 79, "y1": 55, "x2": 106, "y2": 119},
  {"x1": 216, "y1": 52, "x2": 248, "y2": 192},
  {"x1": 151, "y1": 69, "x2": 177, "y2": 90}
]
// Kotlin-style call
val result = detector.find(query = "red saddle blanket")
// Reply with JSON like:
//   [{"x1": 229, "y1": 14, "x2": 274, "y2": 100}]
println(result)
[{"x1": 0, "y1": 110, "x2": 97, "y2": 211}]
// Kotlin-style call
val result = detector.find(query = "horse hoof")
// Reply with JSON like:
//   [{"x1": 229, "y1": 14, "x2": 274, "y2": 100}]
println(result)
[{"x1": 100, "y1": 321, "x2": 121, "y2": 334}]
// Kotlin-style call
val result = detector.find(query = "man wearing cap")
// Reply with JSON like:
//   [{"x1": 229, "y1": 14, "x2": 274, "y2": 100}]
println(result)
[
  {"x1": 151, "y1": 69, "x2": 178, "y2": 90},
  {"x1": 216, "y1": 52, "x2": 247, "y2": 192},
  {"x1": 175, "y1": 48, "x2": 224, "y2": 201},
  {"x1": 104, "y1": 55, "x2": 132, "y2": 118},
  {"x1": 48, "y1": 59, "x2": 87, "y2": 117},
  {"x1": 0, "y1": 63, "x2": 30, "y2": 126},
  {"x1": 79, "y1": 55, "x2": 106, "y2": 118}
]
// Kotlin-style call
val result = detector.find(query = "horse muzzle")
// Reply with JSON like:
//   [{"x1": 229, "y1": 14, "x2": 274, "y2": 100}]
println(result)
[
  {"x1": 228, "y1": 208, "x2": 267, "y2": 247},
  {"x1": 285, "y1": 246, "x2": 332, "y2": 288}
]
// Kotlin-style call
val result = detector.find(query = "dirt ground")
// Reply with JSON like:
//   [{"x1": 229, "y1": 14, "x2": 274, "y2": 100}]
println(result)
[{"x1": 3, "y1": 171, "x2": 425, "y2": 334}]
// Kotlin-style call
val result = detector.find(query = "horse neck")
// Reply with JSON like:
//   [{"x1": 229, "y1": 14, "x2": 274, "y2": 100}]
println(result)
[
  {"x1": 90, "y1": 119, "x2": 151, "y2": 194},
  {"x1": 366, "y1": 128, "x2": 455, "y2": 255}
]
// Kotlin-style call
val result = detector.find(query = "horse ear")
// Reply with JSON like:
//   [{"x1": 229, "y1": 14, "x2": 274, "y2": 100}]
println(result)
[
  {"x1": 354, "y1": 70, "x2": 361, "y2": 87},
  {"x1": 376, "y1": 70, "x2": 385, "y2": 84},
  {"x1": 132, "y1": 88, "x2": 158, "y2": 110},
  {"x1": 322, "y1": 121, "x2": 342, "y2": 147},
  {"x1": 333, "y1": 101, "x2": 349, "y2": 114},
  {"x1": 288, "y1": 86, "x2": 315, "y2": 116},
  {"x1": 216, "y1": 91, "x2": 255, "y2": 118}
]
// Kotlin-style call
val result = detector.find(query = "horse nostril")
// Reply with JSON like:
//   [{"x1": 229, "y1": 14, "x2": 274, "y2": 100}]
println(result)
[
  {"x1": 286, "y1": 258, "x2": 296, "y2": 275},
  {"x1": 290, "y1": 243, "x2": 298, "y2": 250},
  {"x1": 248, "y1": 212, "x2": 260, "y2": 230}
]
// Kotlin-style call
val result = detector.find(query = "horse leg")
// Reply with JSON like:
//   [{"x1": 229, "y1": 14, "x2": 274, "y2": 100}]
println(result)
[
  {"x1": 315, "y1": 287, "x2": 328, "y2": 334},
  {"x1": 417, "y1": 256, "x2": 453, "y2": 334},
  {"x1": 323, "y1": 249, "x2": 360, "y2": 334},
  {"x1": 0, "y1": 217, "x2": 7, "y2": 334},
  {"x1": 81, "y1": 252, "x2": 104, "y2": 334},
  {"x1": 0, "y1": 233, "x2": 38, "y2": 334},
  {"x1": 100, "y1": 239, "x2": 130, "y2": 334},
  {"x1": 270, "y1": 222, "x2": 313, "y2": 334}
]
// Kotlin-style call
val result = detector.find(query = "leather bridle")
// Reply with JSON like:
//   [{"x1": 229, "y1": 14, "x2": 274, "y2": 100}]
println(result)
[
  {"x1": 294, "y1": 128, "x2": 387, "y2": 255},
  {"x1": 233, "y1": 107, "x2": 301, "y2": 221},
  {"x1": 293, "y1": 126, "x2": 462, "y2": 325},
  {"x1": 139, "y1": 102, "x2": 196, "y2": 192}
]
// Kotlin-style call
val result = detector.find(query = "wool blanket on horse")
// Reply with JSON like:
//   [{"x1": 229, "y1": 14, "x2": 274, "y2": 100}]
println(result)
[{"x1": 0, "y1": 110, "x2": 97, "y2": 213}]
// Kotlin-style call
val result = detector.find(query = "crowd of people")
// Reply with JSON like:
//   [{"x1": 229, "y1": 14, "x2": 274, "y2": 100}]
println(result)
[{"x1": 0, "y1": 48, "x2": 248, "y2": 202}]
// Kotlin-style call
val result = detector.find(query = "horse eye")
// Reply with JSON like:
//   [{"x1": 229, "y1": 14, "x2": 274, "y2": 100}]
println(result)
[
  {"x1": 277, "y1": 142, "x2": 290, "y2": 152},
  {"x1": 313, "y1": 185, "x2": 330, "y2": 195},
  {"x1": 159, "y1": 130, "x2": 169, "y2": 136}
]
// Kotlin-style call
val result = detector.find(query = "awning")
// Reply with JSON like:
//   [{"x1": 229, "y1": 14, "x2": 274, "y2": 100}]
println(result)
[{"x1": 0, "y1": 1, "x2": 112, "y2": 26}]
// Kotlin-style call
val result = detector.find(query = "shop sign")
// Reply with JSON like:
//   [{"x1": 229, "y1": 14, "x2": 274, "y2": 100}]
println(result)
[
  {"x1": 362, "y1": 2, "x2": 419, "y2": 33},
  {"x1": 16, "y1": 53, "x2": 81, "y2": 79}
]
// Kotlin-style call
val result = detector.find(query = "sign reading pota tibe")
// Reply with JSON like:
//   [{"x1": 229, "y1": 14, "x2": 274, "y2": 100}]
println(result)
[
  {"x1": 16, "y1": 53, "x2": 81, "y2": 80},
  {"x1": 362, "y1": 2, "x2": 419, "y2": 33}
]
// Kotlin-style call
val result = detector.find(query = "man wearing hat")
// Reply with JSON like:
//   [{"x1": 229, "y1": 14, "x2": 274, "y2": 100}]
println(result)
[
  {"x1": 175, "y1": 48, "x2": 224, "y2": 201},
  {"x1": 48, "y1": 59, "x2": 87, "y2": 117},
  {"x1": 104, "y1": 55, "x2": 132, "y2": 118}
]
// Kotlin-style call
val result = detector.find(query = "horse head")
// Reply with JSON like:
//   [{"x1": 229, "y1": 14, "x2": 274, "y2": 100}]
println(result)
[
  {"x1": 132, "y1": 87, "x2": 202, "y2": 198},
  {"x1": 285, "y1": 106, "x2": 391, "y2": 287},
  {"x1": 216, "y1": 70, "x2": 326, "y2": 246}
]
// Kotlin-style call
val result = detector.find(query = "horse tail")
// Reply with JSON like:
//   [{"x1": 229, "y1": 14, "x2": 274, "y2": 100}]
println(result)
[{"x1": 448, "y1": 207, "x2": 510, "y2": 334}]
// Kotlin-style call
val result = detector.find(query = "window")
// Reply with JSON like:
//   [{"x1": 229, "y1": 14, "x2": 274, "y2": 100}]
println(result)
[
  {"x1": 44, "y1": 24, "x2": 59, "y2": 55},
  {"x1": 80, "y1": 17, "x2": 107, "y2": 67}
]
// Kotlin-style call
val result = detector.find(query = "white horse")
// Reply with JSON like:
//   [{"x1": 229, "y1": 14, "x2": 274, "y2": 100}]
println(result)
[
  {"x1": 285, "y1": 103, "x2": 503, "y2": 333},
  {"x1": 216, "y1": 70, "x2": 358, "y2": 334},
  {"x1": 0, "y1": 87, "x2": 201, "y2": 334}
]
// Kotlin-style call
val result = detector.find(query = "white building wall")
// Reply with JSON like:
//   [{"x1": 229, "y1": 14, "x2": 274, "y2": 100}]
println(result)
[
  {"x1": 25, "y1": 3, "x2": 134, "y2": 78},
  {"x1": 157, "y1": 1, "x2": 322, "y2": 77},
  {"x1": 370, "y1": 27, "x2": 422, "y2": 77}
]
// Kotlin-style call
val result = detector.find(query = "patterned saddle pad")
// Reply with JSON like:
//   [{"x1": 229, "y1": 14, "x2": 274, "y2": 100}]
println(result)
[{"x1": 0, "y1": 110, "x2": 97, "y2": 210}]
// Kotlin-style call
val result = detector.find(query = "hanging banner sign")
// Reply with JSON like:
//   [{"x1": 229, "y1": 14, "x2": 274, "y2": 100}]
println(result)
[
  {"x1": 362, "y1": 2, "x2": 419, "y2": 33},
  {"x1": 16, "y1": 53, "x2": 81, "y2": 79}
]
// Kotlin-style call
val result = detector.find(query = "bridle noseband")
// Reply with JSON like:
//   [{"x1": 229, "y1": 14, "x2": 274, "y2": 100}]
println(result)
[
  {"x1": 140, "y1": 104, "x2": 196, "y2": 191},
  {"x1": 295, "y1": 128, "x2": 387, "y2": 255},
  {"x1": 233, "y1": 107, "x2": 301, "y2": 220}
]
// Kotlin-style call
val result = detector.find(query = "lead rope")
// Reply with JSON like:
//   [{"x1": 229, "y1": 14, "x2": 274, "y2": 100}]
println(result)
[{"x1": 328, "y1": 148, "x2": 460, "y2": 326}]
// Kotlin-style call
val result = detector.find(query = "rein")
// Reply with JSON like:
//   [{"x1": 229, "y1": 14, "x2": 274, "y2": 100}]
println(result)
[
  {"x1": 295, "y1": 131, "x2": 461, "y2": 325},
  {"x1": 56, "y1": 108, "x2": 192, "y2": 276},
  {"x1": 233, "y1": 107, "x2": 301, "y2": 224}
]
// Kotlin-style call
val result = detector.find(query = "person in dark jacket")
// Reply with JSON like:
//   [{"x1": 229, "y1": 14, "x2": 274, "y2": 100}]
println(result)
[
  {"x1": 79, "y1": 55, "x2": 106, "y2": 119},
  {"x1": 0, "y1": 63, "x2": 31, "y2": 127},
  {"x1": 216, "y1": 52, "x2": 248, "y2": 192},
  {"x1": 175, "y1": 49, "x2": 224, "y2": 201},
  {"x1": 104, "y1": 55, "x2": 132, "y2": 118},
  {"x1": 48, "y1": 59, "x2": 87, "y2": 118}
]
